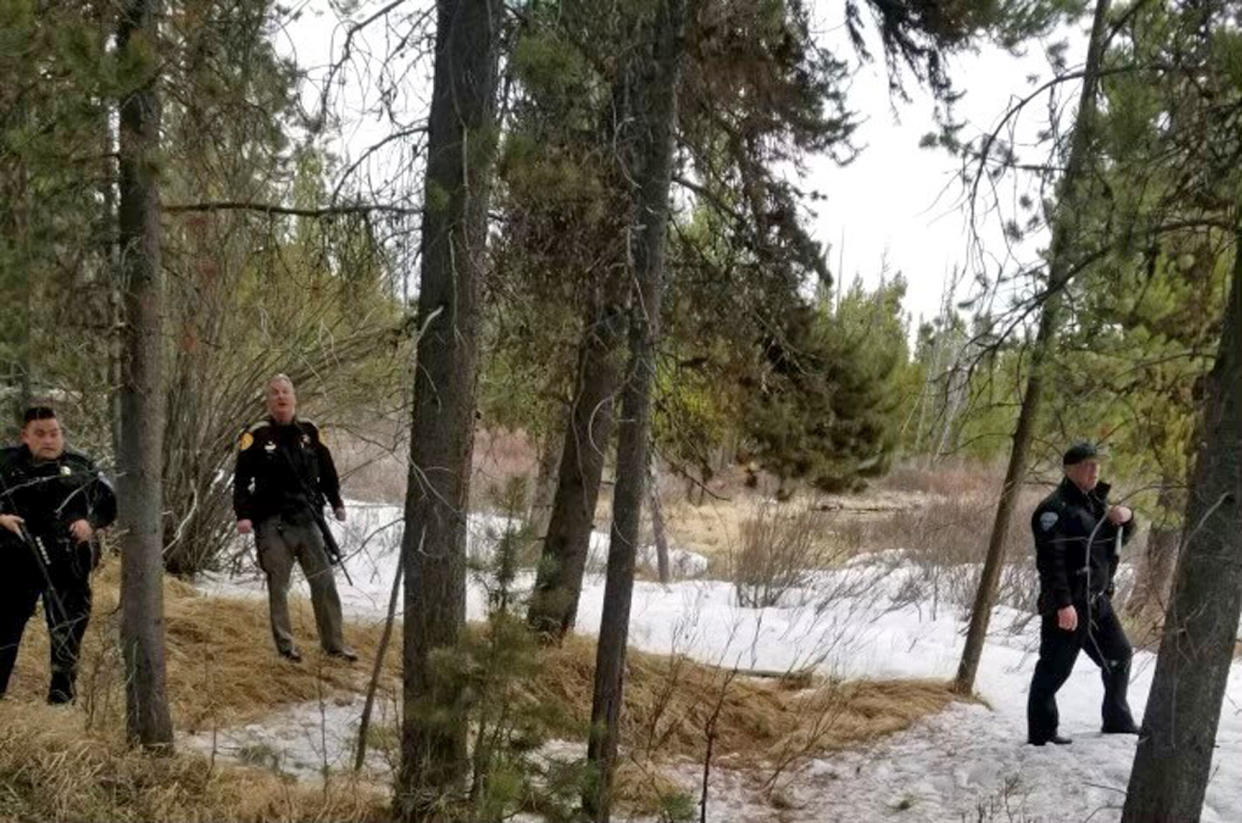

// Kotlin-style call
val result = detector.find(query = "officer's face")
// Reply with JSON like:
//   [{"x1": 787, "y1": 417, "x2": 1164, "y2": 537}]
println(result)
[
  {"x1": 22, "y1": 417, "x2": 65, "y2": 461},
  {"x1": 266, "y1": 379, "x2": 297, "y2": 423},
  {"x1": 1066, "y1": 458, "x2": 1100, "y2": 492}
]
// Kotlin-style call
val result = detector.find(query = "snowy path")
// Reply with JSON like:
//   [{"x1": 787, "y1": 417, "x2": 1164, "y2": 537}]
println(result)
[{"x1": 193, "y1": 503, "x2": 1242, "y2": 822}]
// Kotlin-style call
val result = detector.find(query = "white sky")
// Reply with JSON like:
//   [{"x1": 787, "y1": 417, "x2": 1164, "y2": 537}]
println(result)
[
  {"x1": 274, "y1": 1, "x2": 1091, "y2": 327},
  {"x1": 806, "y1": 5, "x2": 1089, "y2": 326}
]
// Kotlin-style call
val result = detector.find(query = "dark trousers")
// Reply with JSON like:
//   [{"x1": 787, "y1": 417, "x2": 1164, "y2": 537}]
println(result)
[
  {"x1": 255, "y1": 516, "x2": 346, "y2": 655},
  {"x1": 1027, "y1": 594, "x2": 1135, "y2": 741},
  {"x1": 0, "y1": 541, "x2": 93, "y2": 703}
]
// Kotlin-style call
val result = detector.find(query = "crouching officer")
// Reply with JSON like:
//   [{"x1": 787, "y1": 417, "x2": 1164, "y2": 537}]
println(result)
[
  {"x1": 233, "y1": 374, "x2": 356, "y2": 663},
  {"x1": 0, "y1": 406, "x2": 117, "y2": 703},
  {"x1": 1027, "y1": 442, "x2": 1139, "y2": 745}
]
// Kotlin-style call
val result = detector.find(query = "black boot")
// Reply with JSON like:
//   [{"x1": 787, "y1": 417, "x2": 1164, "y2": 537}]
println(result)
[{"x1": 1029, "y1": 733, "x2": 1073, "y2": 746}]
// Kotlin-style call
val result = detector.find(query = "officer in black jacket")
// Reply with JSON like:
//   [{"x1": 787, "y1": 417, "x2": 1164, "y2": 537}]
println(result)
[
  {"x1": 233, "y1": 375, "x2": 355, "y2": 662},
  {"x1": 1027, "y1": 442, "x2": 1139, "y2": 745},
  {"x1": 0, "y1": 406, "x2": 116, "y2": 703}
]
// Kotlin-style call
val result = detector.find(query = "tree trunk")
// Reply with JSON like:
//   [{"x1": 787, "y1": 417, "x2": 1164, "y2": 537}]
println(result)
[
  {"x1": 584, "y1": 0, "x2": 687, "y2": 818},
  {"x1": 527, "y1": 424, "x2": 562, "y2": 539},
  {"x1": 1121, "y1": 240, "x2": 1241, "y2": 823},
  {"x1": 953, "y1": 0, "x2": 1112, "y2": 695},
  {"x1": 116, "y1": 0, "x2": 174, "y2": 750},
  {"x1": 397, "y1": 1, "x2": 500, "y2": 820},
  {"x1": 1122, "y1": 480, "x2": 1181, "y2": 644},
  {"x1": 648, "y1": 458, "x2": 670, "y2": 584},
  {"x1": 526, "y1": 290, "x2": 625, "y2": 638}
]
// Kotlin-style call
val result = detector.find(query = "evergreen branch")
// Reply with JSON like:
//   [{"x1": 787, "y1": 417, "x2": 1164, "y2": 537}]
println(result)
[{"x1": 163, "y1": 201, "x2": 417, "y2": 217}]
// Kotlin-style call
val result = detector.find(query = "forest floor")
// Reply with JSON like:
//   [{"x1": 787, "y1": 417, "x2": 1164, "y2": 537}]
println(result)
[{"x1": 2, "y1": 459, "x2": 1239, "y2": 821}]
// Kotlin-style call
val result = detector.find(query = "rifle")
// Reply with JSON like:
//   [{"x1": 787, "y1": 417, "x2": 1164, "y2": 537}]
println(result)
[
  {"x1": 267, "y1": 432, "x2": 354, "y2": 587},
  {"x1": 0, "y1": 473, "x2": 73, "y2": 657},
  {"x1": 312, "y1": 503, "x2": 354, "y2": 587}
]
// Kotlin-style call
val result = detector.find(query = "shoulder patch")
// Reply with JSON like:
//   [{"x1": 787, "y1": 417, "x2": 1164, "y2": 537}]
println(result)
[
  {"x1": 239, "y1": 432, "x2": 254, "y2": 451},
  {"x1": 1039, "y1": 511, "x2": 1059, "y2": 532}
]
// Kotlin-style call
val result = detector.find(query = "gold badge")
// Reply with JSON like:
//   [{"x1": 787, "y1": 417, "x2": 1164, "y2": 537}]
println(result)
[{"x1": 240, "y1": 432, "x2": 254, "y2": 451}]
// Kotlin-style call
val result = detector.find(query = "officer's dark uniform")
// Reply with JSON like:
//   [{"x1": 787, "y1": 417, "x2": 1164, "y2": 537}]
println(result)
[
  {"x1": 1027, "y1": 472, "x2": 1138, "y2": 744},
  {"x1": 0, "y1": 446, "x2": 116, "y2": 702},
  {"x1": 233, "y1": 417, "x2": 350, "y2": 660}
]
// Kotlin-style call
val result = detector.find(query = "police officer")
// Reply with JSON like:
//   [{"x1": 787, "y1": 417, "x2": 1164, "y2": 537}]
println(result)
[
  {"x1": 233, "y1": 375, "x2": 356, "y2": 663},
  {"x1": 1027, "y1": 442, "x2": 1139, "y2": 745},
  {"x1": 0, "y1": 406, "x2": 116, "y2": 703}
]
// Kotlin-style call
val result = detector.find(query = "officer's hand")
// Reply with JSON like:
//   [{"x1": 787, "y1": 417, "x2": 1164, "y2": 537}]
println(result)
[
  {"x1": 1107, "y1": 505, "x2": 1133, "y2": 525},
  {"x1": 69, "y1": 519, "x2": 94, "y2": 543},
  {"x1": 237, "y1": 519, "x2": 253, "y2": 535},
  {"x1": 1057, "y1": 605, "x2": 1078, "y2": 631},
  {"x1": 333, "y1": 506, "x2": 346, "y2": 523},
  {"x1": 0, "y1": 514, "x2": 24, "y2": 535}
]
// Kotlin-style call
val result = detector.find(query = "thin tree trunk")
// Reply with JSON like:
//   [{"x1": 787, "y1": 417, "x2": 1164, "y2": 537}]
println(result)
[
  {"x1": 1121, "y1": 480, "x2": 1181, "y2": 643},
  {"x1": 527, "y1": 425, "x2": 561, "y2": 539},
  {"x1": 1121, "y1": 239, "x2": 1241, "y2": 823},
  {"x1": 526, "y1": 290, "x2": 625, "y2": 638},
  {"x1": 397, "y1": 0, "x2": 500, "y2": 819},
  {"x1": 355, "y1": 550, "x2": 403, "y2": 773},
  {"x1": 648, "y1": 458, "x2": 670, "y2": 584},
  {"x1": 116, "y1": 0, "x2": 174, "y2": 750},
  {"x1": 584, "y1": 0, "x2": 687, "y2": 817},
  {"x1": 953, "y1": 0, "x2": 1112, "y2": 695}
]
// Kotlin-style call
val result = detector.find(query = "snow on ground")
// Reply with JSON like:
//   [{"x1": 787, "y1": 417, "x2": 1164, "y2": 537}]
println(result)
[{"x1": 192, "y1": 501, "x2": 1242, "y2": 822}]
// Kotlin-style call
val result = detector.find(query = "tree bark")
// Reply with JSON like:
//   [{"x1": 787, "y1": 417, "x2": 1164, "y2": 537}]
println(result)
[
  {"x1": 527, "y1": 424, "x2": 561, "y2": 539},
  {"x1": 116, "y1": 0, "x2": 174, "y2": 750},
  {"x1": 648, "y1": 458, "x2": 670, "y2": 584},
  {"x1": 397, "y1": 0, "x2": 501, "y2": 820},
  {"x1": 526, "y1": 289, "x2": 625, "y2": 638},
  {"x1": 584, "y1": 0, "x2": 687, "y2": 818},
  {"x1": 954, "y1": 0, "x2": 1112, "y2": 695},
  {"x1": 1122, "y1": 480, "x2": 1181, "y2": 643},
  {"x1": 1121, "y1": 238, "x2": 1241, "y2": 823}
]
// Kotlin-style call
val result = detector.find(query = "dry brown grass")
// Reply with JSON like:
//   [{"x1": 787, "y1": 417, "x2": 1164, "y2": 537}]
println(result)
[
  {"x1": 0, "y1": 703, "x2": 388, "y2": 822},
  {"x1": 528, "y1": 635, "x2": 965, "y2": 765},
  {"x1": 6, "y1": 563, "x2": 399, "y2": 731}
]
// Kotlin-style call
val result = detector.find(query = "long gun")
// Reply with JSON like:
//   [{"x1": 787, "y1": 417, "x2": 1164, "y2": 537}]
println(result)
[
  {"x1": 270, "y1": 440, "x2": 354, "y2": 587},
  {"x1": 312, "y1": 504, "x2": 354, "y2": 587}
]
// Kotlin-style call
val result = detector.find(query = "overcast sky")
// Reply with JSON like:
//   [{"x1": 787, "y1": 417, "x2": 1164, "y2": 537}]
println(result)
[
  {"x1": 805, "y1": 5, "x2": 1089, "y2": 327},
  {"x1": 275, "y1": 1, "x2": 1090, "y2": 327}
]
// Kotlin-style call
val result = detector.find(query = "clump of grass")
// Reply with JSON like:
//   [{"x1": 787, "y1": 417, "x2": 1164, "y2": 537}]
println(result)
[
  {"x1": 527, "y1": 635, "x2": 966, "y2": 765},
  {"x1": 0, "y1": 703, "x2": 387, "y2": 822}
]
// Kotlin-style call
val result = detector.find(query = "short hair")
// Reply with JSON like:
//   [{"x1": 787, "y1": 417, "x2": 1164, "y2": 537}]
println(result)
[
  {"x1": 267, "y1": 373, "x2": 294, "y2": 390},
  {"x1": 23, "y1": 406, "x2": 57, "y2": 426},
  {"x1": 1062, "y1": 441, "x2": 1106, "y2": 466}
]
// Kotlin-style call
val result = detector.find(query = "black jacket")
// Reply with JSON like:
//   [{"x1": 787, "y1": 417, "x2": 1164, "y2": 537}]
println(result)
[
  {"x1": 232, "y1": 418, "x2": 343, "y2": 525},
  {"x1": 1032, "y1": 477, "x2": 1136, "y2": 613},
  {"x1": 0, "y1": 445, "x2": 117, "y2": 544}
]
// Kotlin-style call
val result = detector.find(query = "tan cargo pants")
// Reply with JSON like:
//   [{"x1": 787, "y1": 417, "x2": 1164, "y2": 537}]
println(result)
[{"x1": 255, "y1": 516, "x2": 347, "y2": 655}]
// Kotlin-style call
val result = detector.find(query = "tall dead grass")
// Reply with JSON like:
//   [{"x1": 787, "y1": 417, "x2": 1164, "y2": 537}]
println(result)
[
  {"x1": 0, "y1": 703, "x2": 388, "y2": 822},
  {"x1": 527, "y1": 636, "x2": 964, "y2": 765}
]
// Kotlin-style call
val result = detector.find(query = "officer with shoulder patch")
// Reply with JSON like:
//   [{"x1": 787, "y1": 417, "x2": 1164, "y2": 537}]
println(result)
[
  {"x1": 233, "y1": 375, "x2": 356, "y2": 663},
  {"x1": 1027, "y1": 442, "x2": 1139, "y2": 745},
  {"x1": 0, "y1": 406, "x2": 117, "y2": 703}
]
